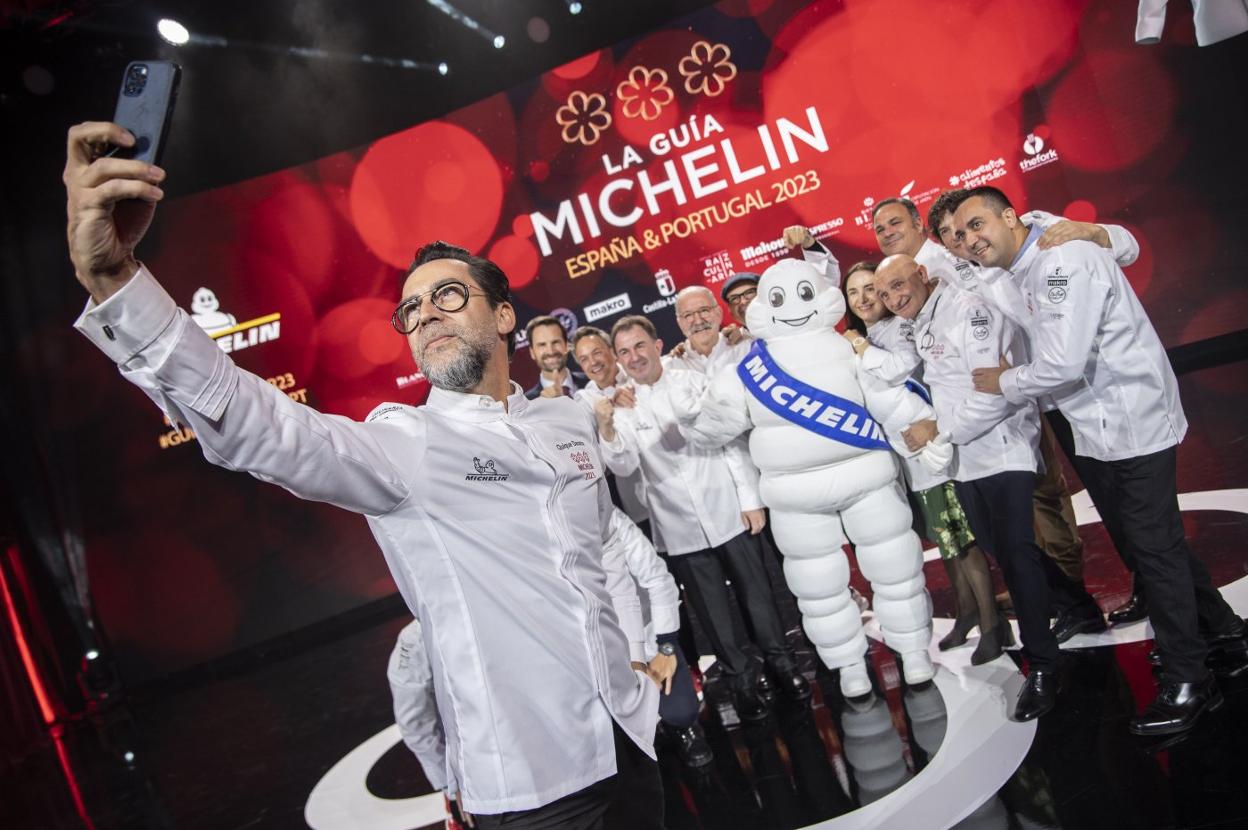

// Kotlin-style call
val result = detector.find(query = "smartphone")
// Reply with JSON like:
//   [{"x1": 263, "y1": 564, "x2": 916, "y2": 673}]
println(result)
[{"x1": 111, "y1": 60, "x2": 181, "y2": 166}]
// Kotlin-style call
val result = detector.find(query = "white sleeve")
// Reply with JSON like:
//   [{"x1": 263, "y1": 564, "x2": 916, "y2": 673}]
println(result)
[
  {"x1": 801, "y1": 241, "x2": 842, "y2": 287},
  {"x1": 608, "y1": 508, "x2": 680, "y2": 637},
  {"x1": 1136, "y1": 0, "x2": 1167, "y2": 43},
  {"x1": 1000, "y1": 251, "x2": 1110, "y2": 405},
  {"x1": 1025, "y1": 210, "x2": 1140, "y2": 267},
  {"x1": 724, "y1": 437, "x2": 764, "y2": 512},
  {"x1": 940, "y1": 304, "x2": 1019, "y2": 445},
  {"x1": 74, "y1": 267, "x2": 409, "y2": 516},
  {"x1": 388, "y1": 620, "x2": 450, "y2": 792},
  {"x1": 599, "y1": 478, "x2": 648, "y2": 662},
  {"x1": 672, "y1": 363, "x2": 753, "y2": 450},
  {"x1": 599, "y1": 409, "x2": 642, "y2": 477}
]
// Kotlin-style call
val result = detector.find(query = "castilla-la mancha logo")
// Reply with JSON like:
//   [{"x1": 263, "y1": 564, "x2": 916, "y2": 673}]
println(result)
[
  {"x1": 466, "y1": 457, "x2": 509, "y2": 482},
  {"x1": 655, "y1": 268, "x2": 676, "y2": 297}
]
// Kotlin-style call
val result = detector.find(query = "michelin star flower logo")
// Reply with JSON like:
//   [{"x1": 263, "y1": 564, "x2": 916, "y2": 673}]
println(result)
[
  {"x1": 678, "y1": 41, "x2": 737, "y2": 98},
  {"x1": 615, "y1": 66, "x2": 675, "y2": 121},
  {"x1": 556, "y1": 91, "x2": 612, "y2": 146}
]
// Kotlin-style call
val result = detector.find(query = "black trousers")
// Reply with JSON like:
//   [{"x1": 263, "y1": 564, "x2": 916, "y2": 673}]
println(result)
[
  {"x1": 474, "y1": 724, "x2": 664, "y2": 829},
  {"x1": 1046, "y1": 411, "x2": 1240, "y2": 681},
  {"x1": 669, "y1": 531, "x2": 796, "y2": 685},
  {"x1": 955, "y1": 471, "x2": 1062, "y2": 669}
]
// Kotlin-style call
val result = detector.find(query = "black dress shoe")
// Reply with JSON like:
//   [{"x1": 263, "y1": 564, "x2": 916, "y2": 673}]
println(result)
[
  {"x1": 777, "y1": 669, "x2": 812, "y2": 700},
  {"x1": 1205, "y1": 629, "x2": 1248, "y2": 678},
  {"x1": 674, "y1": 724, "x2": 714, "y2": 767},
  {"x1": 735, "y1": 688, "x2": 770, "y2": 722},
  {"x1": 1051, "y1": 609, "x2": 1108, "y2": 643},
  {"x1": 1129, "y1": 674, "x2": 1224, "y2": 736},
  {"x1": 1107, "y1": 593, "x2": 1149, "y2": 625},
  {"x1": 1014, "y1": 668, "x2": 1059, "y2": 721},
  {"x1": 756, "y1": 670, "x2": 777, "y2": 701},
  {"x1": 1146, "y1": 646, "x2": 1161, "y2": 666}
]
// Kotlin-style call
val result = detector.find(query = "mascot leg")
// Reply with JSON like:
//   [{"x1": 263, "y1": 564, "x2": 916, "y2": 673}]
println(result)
[
  {"x1": 842, "y1": 482, "x2": 935, "y2": 685},
  {"x1": 770, "y1": 508, "x2": 871, "y2": 696}
]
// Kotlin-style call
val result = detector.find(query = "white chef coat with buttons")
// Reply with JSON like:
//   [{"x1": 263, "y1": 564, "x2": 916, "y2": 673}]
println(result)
[
  {"x1": 997, "y1": 239, "x2": 1187, "y2": 463},
  {"x1": 600, "y1": 366, "x2": 762, "y2": 555},
  {"x1": 74, "y1": 266, "x2": 660, "y2": 816},
  {"x1": 914, "y1": 281, "x2": 1041, "y2": 482}
]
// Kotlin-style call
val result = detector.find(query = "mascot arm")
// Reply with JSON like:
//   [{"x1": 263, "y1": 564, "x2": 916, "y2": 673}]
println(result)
[
  {"x1": 860, "y1": 341, "x2": 922, "y2": 386},
  {"x1": 668, "y1": 364, "x2": 752, "y2": 450}
]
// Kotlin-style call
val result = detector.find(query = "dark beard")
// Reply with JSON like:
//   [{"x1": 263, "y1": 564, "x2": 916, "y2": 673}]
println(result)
[{"x1": 422, "y1": 338, "x2": 491, "y2": 392}]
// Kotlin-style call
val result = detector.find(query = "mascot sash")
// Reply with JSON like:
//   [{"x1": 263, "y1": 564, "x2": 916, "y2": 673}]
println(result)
[{"x1": 737, "y1": 340, "x2": 890, "y2": 451}]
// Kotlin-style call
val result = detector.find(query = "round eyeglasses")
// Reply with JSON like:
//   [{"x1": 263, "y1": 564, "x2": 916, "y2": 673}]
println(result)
[{"x1": 391, "y1": 281, "x2": 486, "y2": 334}]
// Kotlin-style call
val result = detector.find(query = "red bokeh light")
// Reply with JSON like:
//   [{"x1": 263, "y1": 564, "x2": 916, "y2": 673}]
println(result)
[
  {"x1": 488, "y1": 235, "x2": 541, "y2": 290},
  {"x1": 1063, "y1": 199, "x2": 1097, "y2": 223},
  {"x1": 350, "y1": 122, "x2": 505, "y2": 265}
]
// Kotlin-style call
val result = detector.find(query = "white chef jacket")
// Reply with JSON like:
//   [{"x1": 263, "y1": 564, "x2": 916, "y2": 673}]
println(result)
[
  {"x1": 74, "y1": 267, "x2": 660, "y2": 815},
  {"x1": 576, "y1": 367, "x2": 650, "y2": 524},
  {"x1": 1137, "y1": 0, "x2": 1248, "y2": 46},
  {"x1": 914, "y1": 281, "x2": 1040, "y2": 482},
  {"x1": 601, "y1": 366, "x2": 762, "y2": 555},
  {"x1": 389, "y1": 505, "x2": 679, "y2": 794},
  {"x1": 670, "y1": 331, "x2": 753, "y2": 377},
  {"x1": 996, "y1": 239, "x2": 1187, "y2": 463}
]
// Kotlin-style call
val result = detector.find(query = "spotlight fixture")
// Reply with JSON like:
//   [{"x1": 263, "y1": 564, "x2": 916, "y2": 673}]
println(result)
[
  {"x1": 85, "y1": 649, "x2": 100, "y2": 661},
  {"x1": 438, "y1": 62, "x2": 449, "y2": 75},
  {"x1": 425, "y1": 0, "x2": 506, "y2": 49},
  {"x1": 156, "y1": 18, "x2": 189, "y2": 46},
  {"x1": 567, "y1": 1, "x2": 583, "y2": 14}
]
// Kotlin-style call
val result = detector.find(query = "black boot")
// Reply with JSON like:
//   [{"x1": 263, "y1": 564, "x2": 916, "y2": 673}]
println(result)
[
  {"x1": 1205, "y1": 626, "x2": 1248, "y2": 678},
  {"x1": 971, "y1": 617, "x2": 1015, "y2": 666},
  {"x1": 939, "y1": 611, "x2": 979, "y2": 651},
  {"x1": 1014, "y1": 668, "x2": 1059, "y2": 721},
  {"x1": 674, "y1": 724, "x2": 714, "y2": 767},
  {"x1": 777, "y1": 669, "x2": 811, "y2": 700},
  {"x1": 1107, "y1": 592, "x2": 1149, "y2": 625},
  {"x1": 735, "y1": 687, "x2": 769, "y2": 722},
  {"x1": 1129, "y1": 674, "x2": 1223, "y2": 736}
]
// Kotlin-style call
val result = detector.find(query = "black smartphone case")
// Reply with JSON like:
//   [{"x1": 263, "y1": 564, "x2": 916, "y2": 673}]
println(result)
[{"x1": 112, "y1": 61, "x2": 181, "y2": 166}]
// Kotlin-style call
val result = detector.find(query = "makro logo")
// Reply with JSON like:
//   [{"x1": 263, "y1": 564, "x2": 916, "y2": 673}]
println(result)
[
  {"x1": 465, "y1": 457, "x2": 509, "y2": 482},
  {"x1": 190, "y1": 287, "x2": 281, "y2": 354},
  {"x1": 584, "y1": 292, "x2": 633, "y2": 322}
]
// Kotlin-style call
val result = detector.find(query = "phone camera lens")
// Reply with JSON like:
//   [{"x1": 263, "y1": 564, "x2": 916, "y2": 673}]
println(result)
[{"x1": 123, "y1": 64, "x2": 149, "y2": 97}]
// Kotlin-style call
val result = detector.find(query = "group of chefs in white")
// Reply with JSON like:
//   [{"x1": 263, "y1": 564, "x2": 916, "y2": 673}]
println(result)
[{"x1": 63, "y1": 118, "x2": 1246, "y2": 829}]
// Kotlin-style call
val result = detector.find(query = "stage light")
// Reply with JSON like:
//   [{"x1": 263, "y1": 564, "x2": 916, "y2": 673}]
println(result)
[
  {"x1": 157, "y1": 18, "x2": 189, "y2": 46},
  {"x1": 85, "y1": 649, "x2": 100, "y2": 661},
  {"x1": 426, "y1": 0, "x2": 505, "y2": 49},
  {"x1": 123, "y1": 751, "x2": 135, "y2": 764},
  {"x1": 438, "y1": 62, "x2": 449, "y2": 75},
  {"x1": 567, "y1": 1, "x2": 583, "y2": 14}
]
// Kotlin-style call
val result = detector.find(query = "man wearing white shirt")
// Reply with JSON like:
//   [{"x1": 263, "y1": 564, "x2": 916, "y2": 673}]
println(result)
[
  {"x1": 956, "y1": 186, "x2": 1248, "y2": 737},
  {"x1": 669, "y1": 286, "x2": 753, "y2": 376},
  {"x1": 596, "y1": 315, "x2": 807, "y2": 717},
  {"x1": 64, "y1": 121, "x2": 664, "y2": 828},
  {"x1": 874, "y1": 254, "x2": 1070, "y2": 722}
]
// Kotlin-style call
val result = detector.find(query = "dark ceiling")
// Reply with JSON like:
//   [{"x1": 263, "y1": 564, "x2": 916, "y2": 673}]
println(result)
[{"x1": 2, "y1": 0, "x2": 724, "y2": 197}]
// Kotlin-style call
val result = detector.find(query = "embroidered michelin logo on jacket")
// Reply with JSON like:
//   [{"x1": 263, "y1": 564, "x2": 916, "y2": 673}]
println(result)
[{"x1": 466, "y1": 457, "x2": 510, "y2": 482}]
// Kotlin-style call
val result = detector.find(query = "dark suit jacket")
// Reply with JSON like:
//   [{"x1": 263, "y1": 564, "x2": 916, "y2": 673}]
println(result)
[{"x1": 524, "y1": 371, "x2": 589, "y2": 400}]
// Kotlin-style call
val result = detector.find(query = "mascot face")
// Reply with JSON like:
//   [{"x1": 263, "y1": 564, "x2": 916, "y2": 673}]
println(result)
[
  {"x1": 745, "y1": 259, "x2": 845, "y2": 340},
  {"x1": 191, "y1": 287, "x2": 221, "y2": 314}
]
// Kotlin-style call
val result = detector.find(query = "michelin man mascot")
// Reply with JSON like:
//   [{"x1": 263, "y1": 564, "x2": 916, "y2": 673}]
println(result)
[{"x1": 671, "y1": 258, "x2": 934, "y2": 697}]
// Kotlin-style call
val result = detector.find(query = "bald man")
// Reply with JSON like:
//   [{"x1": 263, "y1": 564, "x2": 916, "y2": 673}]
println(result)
[{"x1": 874, "y1": 254, "x2": 1077, "y2": 721}]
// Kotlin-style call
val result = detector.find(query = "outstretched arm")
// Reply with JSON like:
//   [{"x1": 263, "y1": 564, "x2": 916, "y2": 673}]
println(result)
[{"x1": 66, "y1": 122, "x2": 409, "y2": 516}]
